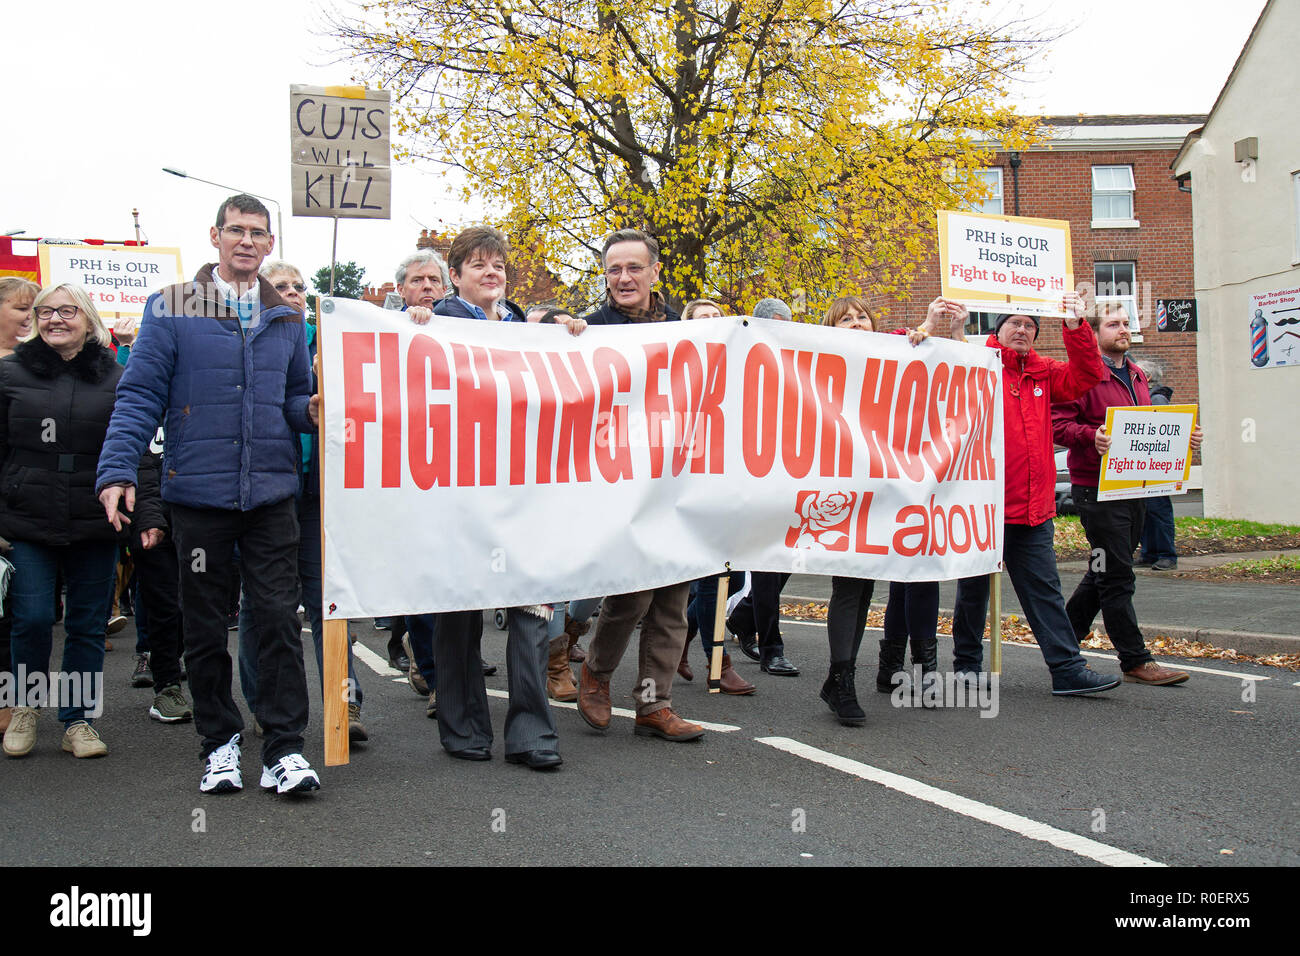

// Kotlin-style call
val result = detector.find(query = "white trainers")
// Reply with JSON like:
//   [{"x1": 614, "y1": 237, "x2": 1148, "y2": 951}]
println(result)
[
  {"x1": 260, "y1": 753, "x2": 320, "y2": 795},
  {"x1": 200, "y1": 733, "x2": 243, "y2": 793}
]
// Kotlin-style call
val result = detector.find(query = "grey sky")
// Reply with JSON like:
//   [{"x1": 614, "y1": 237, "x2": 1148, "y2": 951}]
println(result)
[{"x1": 1, "y1": 0, "x2": 1265, "y2": 296}]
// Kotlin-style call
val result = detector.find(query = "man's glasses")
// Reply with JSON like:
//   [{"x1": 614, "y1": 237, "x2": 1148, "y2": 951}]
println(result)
[
  {"x1": 604, "y1": 264, "x2": 647, "y2": 279},
  {"x1": 220, "y1": 225, "x2": 272, "y2": 243},
  {"x1": 34, "y1": 305, "x2": 80, "y2": 320},
  {"x1": 274, "y1": 282, "x2": 307, "y2": 293}
]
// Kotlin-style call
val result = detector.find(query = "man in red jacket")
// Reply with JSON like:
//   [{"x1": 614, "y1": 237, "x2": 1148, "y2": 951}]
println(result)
[
  {"x1": 951, "y1": 294, "x2": 1122, "y2": 695},
  {"x1": 1051, "y1": 304, "x2": 1199, "y2": 685}
]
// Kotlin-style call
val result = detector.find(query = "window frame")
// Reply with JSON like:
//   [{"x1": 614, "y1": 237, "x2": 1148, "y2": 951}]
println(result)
[
  {"x1": 1091, "y1": 164, "x2": 1139, "y2": 228},
  {"x1": 968, "y1": 168, "x2": 1004, "y2": 216},
  {"x1": 1094, "y1": 260, "x2": 1140, "y2": 334}
]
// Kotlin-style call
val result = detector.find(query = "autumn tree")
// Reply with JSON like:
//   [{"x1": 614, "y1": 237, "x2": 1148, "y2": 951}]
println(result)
[{"x1": 335, "y1": 0, "x2": 1042, "y2": 312}]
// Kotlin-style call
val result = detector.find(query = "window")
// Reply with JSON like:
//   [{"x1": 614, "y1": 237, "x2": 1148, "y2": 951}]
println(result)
[
  {"x1": 1092, "y1": 165, "x2": 1137, "y2": 227},
  {"x1": 1095, "y1": 261, "x2": 1140, "y2": 333},
  {"x1": 968, "y1": 168, "x2": 1004, "y2": 216},
  {"x1": 965, "y1": 311, "x2": 1000, "y2": 336}
]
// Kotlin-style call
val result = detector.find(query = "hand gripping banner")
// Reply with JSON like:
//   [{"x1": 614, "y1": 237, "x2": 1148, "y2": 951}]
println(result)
[{"x1": 319, "y1": 299, "x2": 1003, "y2": 618}]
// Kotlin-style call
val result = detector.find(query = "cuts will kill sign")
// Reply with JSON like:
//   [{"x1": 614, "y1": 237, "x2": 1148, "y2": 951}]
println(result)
[{"x1": 290, "y1": 84, "x2": 391, "y2": 219}]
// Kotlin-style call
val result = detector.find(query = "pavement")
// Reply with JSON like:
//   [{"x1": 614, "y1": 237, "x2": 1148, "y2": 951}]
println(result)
[{"x1": 785, "y1": 549, "x2": 1300, "y2": 657}]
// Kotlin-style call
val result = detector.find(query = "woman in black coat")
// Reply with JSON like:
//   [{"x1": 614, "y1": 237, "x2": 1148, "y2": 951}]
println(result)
[{"x1": 0, "y1": 283, "x2": 123, "y2": 759}]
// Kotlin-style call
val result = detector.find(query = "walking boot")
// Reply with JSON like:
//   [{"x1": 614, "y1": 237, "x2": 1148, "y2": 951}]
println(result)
[
  {"x1": 546, "y1": 636, "x2": 578, "y2": 702},
  {"x1": 820, "y1": 662, "x2": 866, "y2": 727},
  {"x1": 565, "y1": 615, "x2": 589, "y2": 663},
  {"x1": 876, "y1": 637, "x2": 907, "y2": 693},
  {"x1": 916, "y1": 638, "x2": 940, "y2": 709}
]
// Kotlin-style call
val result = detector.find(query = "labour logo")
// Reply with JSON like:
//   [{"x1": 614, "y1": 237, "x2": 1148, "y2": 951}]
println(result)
[{"x1": 785, "y1": 491, "x2": 855, "y2": 550}]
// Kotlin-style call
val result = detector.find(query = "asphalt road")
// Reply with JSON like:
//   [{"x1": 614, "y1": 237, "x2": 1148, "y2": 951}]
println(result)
[{"x1": 2, "y1": 614, "x2": 1296, "y2": 867}]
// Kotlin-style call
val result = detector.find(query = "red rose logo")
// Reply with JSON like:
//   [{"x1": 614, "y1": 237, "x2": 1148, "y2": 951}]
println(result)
[{"x1": 784, "y1": 490, "x2": 856, "y2": 551}]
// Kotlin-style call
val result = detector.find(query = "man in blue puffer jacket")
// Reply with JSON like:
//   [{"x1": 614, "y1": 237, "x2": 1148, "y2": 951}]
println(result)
[{"x1": 96, "y1": 194, "x2": 322, "y2": 796}]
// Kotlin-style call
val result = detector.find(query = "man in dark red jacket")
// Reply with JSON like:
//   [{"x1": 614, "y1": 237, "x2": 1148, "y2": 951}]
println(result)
[
  {"x1": 1051, "y1": 305, "x2": 1200, "y2": 686},
  {"x1": 951, "y1": 295, "x2": 1122, "y2": 695}
]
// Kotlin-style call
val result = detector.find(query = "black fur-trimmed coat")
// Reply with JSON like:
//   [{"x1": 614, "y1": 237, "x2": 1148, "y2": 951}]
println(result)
[{"x1": 0, "y1": 336, "x2": 125, "y2": 545}]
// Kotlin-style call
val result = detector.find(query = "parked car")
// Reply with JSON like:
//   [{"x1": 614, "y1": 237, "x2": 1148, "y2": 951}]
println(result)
[{"x1": 1054, "y1": 447, "x2": 1075, "y2": 515}]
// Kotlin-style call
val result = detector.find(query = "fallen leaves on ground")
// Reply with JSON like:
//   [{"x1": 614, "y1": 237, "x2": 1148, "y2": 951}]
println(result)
[{"x1": 779, "y1": 603, "x2": 1300, "y2": 671}]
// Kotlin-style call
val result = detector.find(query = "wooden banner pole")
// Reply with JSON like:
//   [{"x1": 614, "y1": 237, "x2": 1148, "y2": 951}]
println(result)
[
  {"x1": 316, "y1": 295, "x2": 350, "y2": 766},
  {"x1": 989, "y1": 569, "x2": 1002, "y2": 675},
  {"x1": 707, "y1": 568, "x2": 730, "y2": 693}
]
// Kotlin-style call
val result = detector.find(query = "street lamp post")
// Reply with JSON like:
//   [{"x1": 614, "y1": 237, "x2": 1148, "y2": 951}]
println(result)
[{"x1": 162, "y1": 167, "x2": 286, "y2": 258}]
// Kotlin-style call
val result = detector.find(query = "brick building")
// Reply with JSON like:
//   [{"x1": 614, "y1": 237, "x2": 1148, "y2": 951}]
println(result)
[{"x1": 877, "y1": 115, "x2": 1205, "y2": 411}]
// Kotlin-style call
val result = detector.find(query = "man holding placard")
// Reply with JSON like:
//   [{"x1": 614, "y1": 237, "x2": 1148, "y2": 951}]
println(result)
[
  {"x1": 1051, "y1": 304, "x2": 1201, "y2": 686},
  {"x1": 950, "y1": 293, "x2": 1122, "y2": 695}
]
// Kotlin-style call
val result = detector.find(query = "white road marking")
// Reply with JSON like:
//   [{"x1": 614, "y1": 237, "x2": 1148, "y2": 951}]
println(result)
[
  {"x1": 353, "y1": 644, "x2": 740, "y2": 730},
  {"x1": 755, "y1": 736, "x2": 1165, "y2": 868},
  {"x1": 778, "y1": 619, "x2": 1276, "y2": 681},
  {"x1": 484, "y1": 689, "x2": 741, "y2": 732},
  {"x1": 351, "y1": 640, "x2": 401, "y2": 676}
]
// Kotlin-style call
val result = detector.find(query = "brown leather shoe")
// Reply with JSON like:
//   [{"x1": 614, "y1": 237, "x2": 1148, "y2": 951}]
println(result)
[
  {"x1": 718, "y1": 653, "x2": 755, "y2": 695},
  {"x1": 0, "y1": 707, "x2": 11, "y2": 734},
  {"x1": 1123, "y1": 661, "x2": 1190, "y2": 685},
  {"x1": 634, "y1": 707, "x2": 704, "y2": 741},
  {"x1": 547, "y1": 636, "x2": 578, "y2": 702},
  {"x1": 677, "y1": 642, "x2": 694, "y2": 682},
  {"x1": 577, "y1": 662, "x2": 611, "y2": 730}
]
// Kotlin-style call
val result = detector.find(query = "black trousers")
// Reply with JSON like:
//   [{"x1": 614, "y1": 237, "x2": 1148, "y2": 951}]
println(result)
[
  {"x1": 433, "y1": 609, "x2": 557, "y2": 755},
  {"x1": 826, "y1": 576, "x2": 875, "y2": 664},
  {"x1": 131, "y1": 514, "x2": 185, "y2": 690},
  {"x1": 879, "y1": 581, "x2": 939, "y2": 671},
  {"x1": 170, "y1": 498, "x2": 308, "y2": 764},
  {"x1": 727, "y1": 571, "x2": 790, "y2": 658},
  {"x1": 1066, "y1": 486, "x2": 1154, "y2": 671}
]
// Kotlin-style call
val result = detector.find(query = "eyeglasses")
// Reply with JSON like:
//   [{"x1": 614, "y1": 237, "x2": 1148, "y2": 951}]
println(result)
[
  {"x1": 220, "y1": 225, "x2": 272, "y2": 243},
  {"x1": 1002, "y1": 318, "x2": 1038, "y2": 332},
  {"x1": 34, "y1": 305, "x2": 80, "y2": 320},
  {"x1": 274, "y1": 282, "x2": 307, "y2": 293},
  {"x1": 604, "y1": 264, "x2": 647, "y2": 279}
]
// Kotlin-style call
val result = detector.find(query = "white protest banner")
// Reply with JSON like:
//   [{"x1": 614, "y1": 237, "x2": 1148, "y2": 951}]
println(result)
[
  {"x1": 290, "y1": 84, "x2": 391, "y2": 219},
  {"x1": 1098, "y1": 404, "x2": 1197, "y2": 501},
  {"x1": 319, "y1": 300, "x2": 1005, "y2": 619},
  {"x1": 37, "y1": 244, "x2": 184, "y2": 318},
  {"x1": 938, "y1": 210, "x2": 1073, "y2": 317},
  {"x1": 1247, "y1": 284, "x2": 1300, "y2": 369}
]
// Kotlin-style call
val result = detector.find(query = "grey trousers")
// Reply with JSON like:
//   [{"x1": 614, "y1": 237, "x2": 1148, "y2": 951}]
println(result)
[
  {"x1": 586, "y1": 583, "x2": 690, "y2": 717},
  {"x1": 433, "y1": 608, "x2": 558, "y2": 754}
]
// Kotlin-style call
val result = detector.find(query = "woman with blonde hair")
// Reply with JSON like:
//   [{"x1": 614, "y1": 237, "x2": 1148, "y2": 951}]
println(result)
[
  {"x1": 1, "y1": 284, "x2": 123, "y2": 758},
  {"x1": 682, "y1": 298, "x2": 724, "y2": 320},
  {"x1": 0, "y1": 277, "x2": 37, "y2": 358}
]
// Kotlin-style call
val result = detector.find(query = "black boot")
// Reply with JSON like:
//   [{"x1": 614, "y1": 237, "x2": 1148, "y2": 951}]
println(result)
[
  {"x1": 877, "y1": 636, "x2": 907, "y2": 693},
  {"x1": 914, "y1": 636, "x2": 940, "y2": 709},
  {"x1": 820, "y1": 662, "x2": 866, "y2": 727}
]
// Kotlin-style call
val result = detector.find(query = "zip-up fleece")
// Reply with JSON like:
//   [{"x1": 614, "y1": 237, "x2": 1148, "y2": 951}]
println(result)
[
  {"x1": 1051, "y1": 353, "x2": 1151, "y2": 488},
  {"x1": 985, "y1": 321, "x2": 1104, "y2": 525}
]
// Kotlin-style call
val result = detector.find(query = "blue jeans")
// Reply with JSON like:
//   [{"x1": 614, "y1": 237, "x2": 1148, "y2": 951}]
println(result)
[
  {"x1": 951, "y1": 521, "x2": 1088, "y2": 683},
  {"x1": 8, "y1": 539, "x2": 117, "y2": 725},
  {"x1": 238, "y1": 495, "x2": 361, "y2": 712},
  {"x1": 1140, "y1": 496, "x2": 1176, "y2": 562}
]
